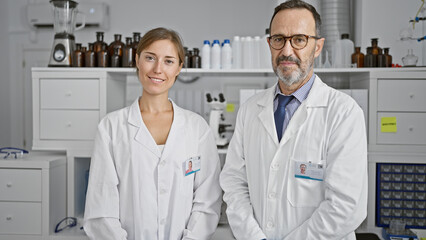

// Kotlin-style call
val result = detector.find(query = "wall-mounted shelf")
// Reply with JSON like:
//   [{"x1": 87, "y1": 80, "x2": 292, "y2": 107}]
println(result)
[{"x1": 32, "y1": 67, "x2": 426, "y2": 74}]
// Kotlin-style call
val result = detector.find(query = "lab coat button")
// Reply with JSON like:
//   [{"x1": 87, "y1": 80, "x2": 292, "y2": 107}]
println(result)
[
  {"x1": 268, "y1": 192, "x2": 276, "y2": 199},
  {"x1": 159, "y1": 160, "x2": 166, "y2": 166},
  {"x1": 160, "y1": 189, "x2": 167, "y2": 194},
  {"x1": 160, "y1": 218, "x2": 166, "y2": 224},
  {"x1": 271, "y1": 164, "x2": 279, "y2": 170},
  {"x1": 266, "y1": 221, "x2": 274, "y2": 229}
]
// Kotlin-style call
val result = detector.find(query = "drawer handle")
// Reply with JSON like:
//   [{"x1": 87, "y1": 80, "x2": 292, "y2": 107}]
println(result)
[
  {"x1": 67, "y1": 122, "x2": 72, "y2": 127},
  {"x1": 409, "y1": 127, "x2": 414, "y2": 131},
  {"x1": 6, "y1": 182, "x2": 12, "y2": 188},
  {"x1": 65, "y1": 91, "x2": 72, "y2": 97},
  {"x1": 6, "y1": 216, "x2": 12, "y2": 221},
  {"x1": 409, "y1": 94, "x2": 414, "y2": 99}
]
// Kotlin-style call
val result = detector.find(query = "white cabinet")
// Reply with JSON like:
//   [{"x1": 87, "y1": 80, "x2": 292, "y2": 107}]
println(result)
[
  {"x1": 351, "y1": 70, "x2": 426, "y2": 232},
  {"x1": 0, "y1": 152, "x2": 66, "y2": 240},
  {"x1": 355, "y1": 71, "x2": 426, "y2": 153},
  {"x1": 32, "y1": 69, "x2": 127, "y2": 151}
]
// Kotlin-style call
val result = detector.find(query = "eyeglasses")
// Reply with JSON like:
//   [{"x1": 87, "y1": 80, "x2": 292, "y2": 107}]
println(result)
[
  {"x1": 55, "y1": 217, "x2": 77, "y2": 233},
  {"x1": 0, "y1": 147, "x2": 29, "y2": 159},
  {"x1": 268, "y1": 34, "x2": 321, "y2": 50}
]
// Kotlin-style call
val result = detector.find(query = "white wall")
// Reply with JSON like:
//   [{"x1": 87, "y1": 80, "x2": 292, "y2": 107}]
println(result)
[{"x1": 0, "y1": 1, "x2": 11, "y2": 147}]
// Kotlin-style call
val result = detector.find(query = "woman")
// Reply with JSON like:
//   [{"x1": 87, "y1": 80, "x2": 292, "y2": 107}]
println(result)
[{"x1": 83, "y1": 27, "x2": 222, "y2": 240}]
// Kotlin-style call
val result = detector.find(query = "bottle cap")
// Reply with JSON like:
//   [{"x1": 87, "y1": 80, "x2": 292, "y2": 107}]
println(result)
[
  {"x1": 224, "y1": 39, "x2": 230, "y2": 44},
  {"x1": 233, "y1": 36, "x2": 240, "y2": 41},
  {"x1": 204, "y1": 40, "x2": 210, "y2": 45},
  {"x1": 341, "y1": 33, "x2": 349, "y2": 39},
  {"x1": 213, "y1": 39, "x2": 220, "y2": 45}
]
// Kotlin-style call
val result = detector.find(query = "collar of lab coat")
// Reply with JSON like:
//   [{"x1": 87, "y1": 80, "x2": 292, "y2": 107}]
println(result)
[
  {"x1": 257, "y1": 75, "x2": 329, "y2": 108},
  {"x1": 127, "y1": 97, "x2": 185, "y2": 158},
  {"x1": 257, "y1": 75, "x2": 329, "y2": 145}
]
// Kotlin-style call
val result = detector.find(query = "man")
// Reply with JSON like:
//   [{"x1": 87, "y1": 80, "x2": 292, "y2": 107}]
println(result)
[{"x1": 220, "y1": 1, "x2": 368, "y2": 239}]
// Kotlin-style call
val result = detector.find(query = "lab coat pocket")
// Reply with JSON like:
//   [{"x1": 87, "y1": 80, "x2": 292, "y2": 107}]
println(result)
[{"x1": 287, "y1": 158, "x2": 325, "y2": 208}]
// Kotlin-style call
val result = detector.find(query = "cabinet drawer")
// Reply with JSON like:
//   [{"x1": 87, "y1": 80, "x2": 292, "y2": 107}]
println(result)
[
  {"x1": 377, "y1": 112, "x2": 426, "y2": 145},
  {"x1": 0, "y1": 202, "x2": 41, "y2": 235},
  {"x1": 378, "y1": 80, "x2": 426, "y2": 111},
  {"x1": 40, "y1": 110, "x2": 99, "y2": 140},
  {"x1": 40, "y1": 79, "x2": 99, "y2": 109},
  {"x1": 0, "y1": 169, "x2": 41, "y2": 201}
]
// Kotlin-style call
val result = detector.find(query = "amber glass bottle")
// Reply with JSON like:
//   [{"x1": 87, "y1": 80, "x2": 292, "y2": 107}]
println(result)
[
  {"x1": 108, "y1": 34, "x2": 125, "y2": 60},
  {"x1": 377, "y1": 49, "x2": 386, "y2": 67},
  {"x1": 132, "y1": 32, "x2": 141, "y2": 66},
  {"x1": 384, "y1": 48, "x2": 392, "y2": 67},
  {"x1": 122, "y1": 37, "x2": 134, "y2": 67},
  {"x1": 85, "y1": 43, "x2": 96, "y2": 67},
  {"x1": 93, "y1": 32, "x2": 107, "y2": 53},
  {"x1": 191, "y1": 48, "x2": 201, "y2": 68},
  {"x1": 364, "y1": 47, "x2": 377, "y2": 67},
  {"x1": 351, "y1": 47, "x2": 364, "y2": 68},
  {"x1": 371, "y1": 38, "x2": 381, "y2": 67},
  {"x1": 111, "y1": 48, "x2": 121, "y2": 67},
  {"x1": 71, "y1": 43, "x2": 84, "y2": 67},
  {"x1": 97, "y1": 45, "x2": 109, "y2": 67},
  {"x1": 371, "y1": 38, "x2": 381, "y2": 55}
]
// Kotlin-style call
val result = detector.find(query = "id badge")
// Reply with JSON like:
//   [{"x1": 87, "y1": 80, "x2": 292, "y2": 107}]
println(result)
[
  {"x1": 294, "y1": 160, "x2": 324, "y2": 181},
  {"x1": 183, "y1": 156, "x2": 201, "y2": 176}
]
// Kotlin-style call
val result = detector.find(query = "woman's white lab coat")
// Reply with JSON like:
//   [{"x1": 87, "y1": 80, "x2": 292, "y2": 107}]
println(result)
[
  {"x1": 220, "y1": 76, "x2": 368, "y2": 240},
  {"x1": 84, "y1": 98, "x2": 222, "y2": 240}
]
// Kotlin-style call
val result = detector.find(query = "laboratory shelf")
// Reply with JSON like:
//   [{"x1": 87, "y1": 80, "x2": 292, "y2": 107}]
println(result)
[{"x1": 33, "y1": 66, "x2": 426, "y2": 74}]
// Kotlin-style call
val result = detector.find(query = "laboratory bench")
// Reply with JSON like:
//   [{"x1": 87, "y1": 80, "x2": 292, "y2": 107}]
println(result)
[{"x1": 28, "y1": 67, "x2": 426, "y2": 240}]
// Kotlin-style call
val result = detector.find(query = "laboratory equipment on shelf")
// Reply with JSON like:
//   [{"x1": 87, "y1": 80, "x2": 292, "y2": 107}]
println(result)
[
  {"x1": 48, "y1": 0, "x2": 85, "y2": 67},
  {"x1": 351, "y1": 47, "x2": 365, "y2": 68},
  {"x1": 0, "y1": 147, "x2": 29, "y2": 159},
  {"x1": 206, "y1": 93, "x2": 231, "y2": 148},
  {"x1": 332, "y1": 33, "x2": 354, "y2": 68},
  {"x1": 402, "y1": 49, "x2": 419, "y2": 66}
]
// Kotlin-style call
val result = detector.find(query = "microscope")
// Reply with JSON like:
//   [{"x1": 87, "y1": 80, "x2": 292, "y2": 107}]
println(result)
[{"x1": 206, "y1": 93, "x2": 231, "y2": 148}]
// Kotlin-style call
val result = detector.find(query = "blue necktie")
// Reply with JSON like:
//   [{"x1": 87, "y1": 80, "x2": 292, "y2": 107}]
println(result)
[{"x1": 274, "y1": 95, "x2": 293, "y2": 141}]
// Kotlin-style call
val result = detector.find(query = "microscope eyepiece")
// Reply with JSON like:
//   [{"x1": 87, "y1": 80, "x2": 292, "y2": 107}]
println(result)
[{"x1": 206, "y1": 93, "x2": 212, "y2": 102}]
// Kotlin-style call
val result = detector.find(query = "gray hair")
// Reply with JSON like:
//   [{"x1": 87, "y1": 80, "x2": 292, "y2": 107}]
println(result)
[{"x1": 269, "y1": 0, "x2": 322, "y2": 37}]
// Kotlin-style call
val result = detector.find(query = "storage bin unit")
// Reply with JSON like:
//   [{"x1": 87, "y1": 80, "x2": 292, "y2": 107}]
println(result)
[
  {"x1": 0, "y1": 152, "x2": 66, "y2": 240},
  {"x1": 376, "y1": 163, "x2": 426, "y2": 229}
]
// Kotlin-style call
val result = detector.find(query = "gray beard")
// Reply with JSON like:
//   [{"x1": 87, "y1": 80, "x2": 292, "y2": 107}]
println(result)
[
  {"x1": 273, "y1": 52, "x2": 315, "y2": 87},
  {"x1": 275, "y1": 65, "x2": 306, "y2": 87}
]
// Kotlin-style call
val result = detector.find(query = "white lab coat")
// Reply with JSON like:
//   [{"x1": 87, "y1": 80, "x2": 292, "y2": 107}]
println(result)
[
  {"x1": 220, "y1": 76, "x2": 368, "y2": 240},
  {"x1": 84, "y1": 98, "x2": 222, "y2": 240}
]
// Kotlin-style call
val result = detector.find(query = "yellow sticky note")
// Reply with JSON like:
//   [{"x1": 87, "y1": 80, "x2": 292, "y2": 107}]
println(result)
[
  {"x1": 226, "y1": 103, "x2": 235, "y2": 113},
  {"x1": 381, "y1": 117, "x2": 397, "y2": 132}
]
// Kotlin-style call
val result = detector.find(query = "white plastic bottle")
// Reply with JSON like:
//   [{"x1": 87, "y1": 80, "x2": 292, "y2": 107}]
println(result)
[
  {"x1": 232, "y1": 36, "x2": 242, "y2": 69},
  {"x1": 243, "y1": 36, "x2": 253, "y2": 69},
  {"x1": 240, "y1": 37, "x2": 246, "y2": 68},
  {"x1": 211, "y1": 39, "x2": 221, "y2": 69},
  {"x1": 260, "y1": 28, "x2": 272, "y2": 69},
  {"x1": 333, "y1": 33, "x2": 354, "y2": 68},
  {"x1": 253, "y1": 36, "x2": 261, "y2": 69},
  {"x1": 201, "y1": 40, "x2": 211, "y2": 69},
  {"x1": 221, "y1": 39, "x2": 232, "y2": 69}
]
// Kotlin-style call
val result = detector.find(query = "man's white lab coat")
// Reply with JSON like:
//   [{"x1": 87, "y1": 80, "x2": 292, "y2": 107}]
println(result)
[
  {"x1": 220, "y1": 76, "x2": 368, "y2": 240},
  {"x1": 84, "y1": 98, "x2": 222, "y2": 240}
]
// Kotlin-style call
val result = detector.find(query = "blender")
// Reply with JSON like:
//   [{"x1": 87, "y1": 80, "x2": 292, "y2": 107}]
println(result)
[{"x1": 48, "y1": 0, "x2": 85, "y2": 67}]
